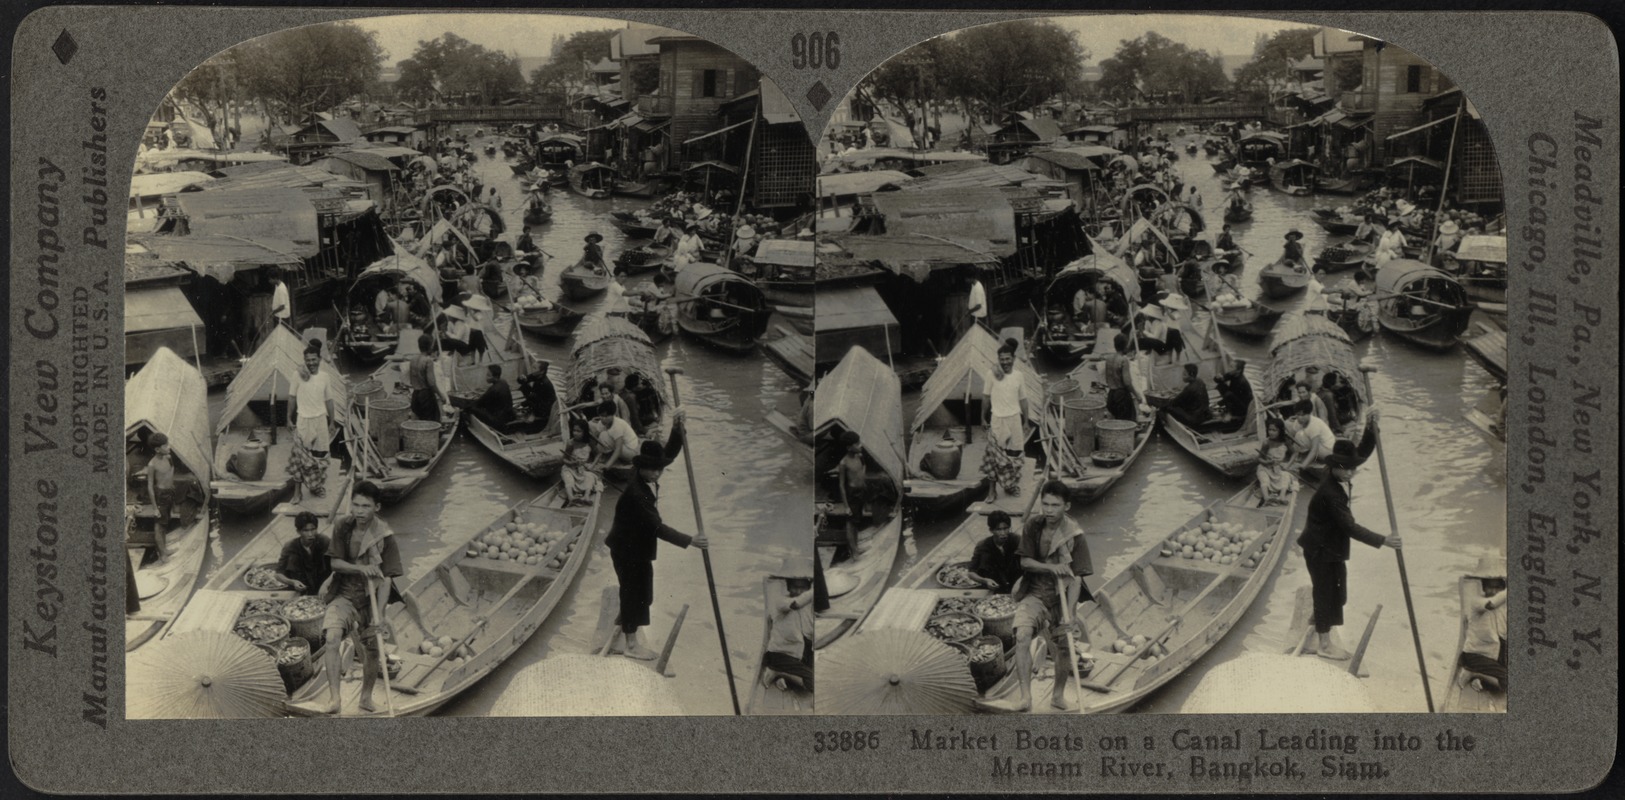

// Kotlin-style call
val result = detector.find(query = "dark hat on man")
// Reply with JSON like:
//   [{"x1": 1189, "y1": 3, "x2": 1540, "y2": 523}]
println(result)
[
  {"x1": 1325, "y1": 438, "x2": 1364, "y2": 469},
  {"x1": 632, "y1": 440, "x2": 673, "y2": 469},
  {"x1": 584, "y1": 232, "x2": 604, "y2": 243},
  {"x1": 1284, "y1": 229, "x2": 1304, "y2": 241}
]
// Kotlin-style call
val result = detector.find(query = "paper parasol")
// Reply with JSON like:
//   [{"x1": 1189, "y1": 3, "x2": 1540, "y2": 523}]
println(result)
[
  {"x1": 818, "y1": 631, "x2": 977, "y2": 715},
  {"x1": 128, "y1": 632, "x2": 286, "y2": 719}
]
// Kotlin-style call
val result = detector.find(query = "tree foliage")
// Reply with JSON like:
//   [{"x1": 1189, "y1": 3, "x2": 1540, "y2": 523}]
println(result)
[
  {"x1": 171, "y1": 56, "x2": 237, "y2": 140},
  {"x1": 395, "y1": 33, "x2": 524, "y2": 105},
  {"x1": 232, "y1": 22, "x2": 383, "y2": 123},
  {"x1": 861, "y1": 20, "x2": 1087, "y2": 125},
  {"x1": 530, "y1": 29, "x2": 618, "y2": 95},
  {"x1": 1233, "y1": 27, "x2": 1320, "y2": 97},
  {"x1": 1097, "y1": 32, "x2": 1228, "y2": 104}
]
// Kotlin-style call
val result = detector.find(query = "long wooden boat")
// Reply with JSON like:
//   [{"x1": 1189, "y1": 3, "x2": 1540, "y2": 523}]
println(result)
[
  {"x1": 746, "y1": 576, "x2": 814, "y2": 715},
  {"x1": 615, "y1": 243, "x2": 672, "y2": 274},
  {"x1": 1205, "y1": 267, "x2": 1282, "y2": 339},
  {"x1": 1268, "y1": 159, "x2": 1318, "y2": 196},
  {"x1": 1313, "y1": 240, "x2": 1373, "y2": 273},
  {"x1": 1374, "y1": 259, "x2": 1475, "y2": 350},
  {"x1": 456, "y1": 320, "x2": 562, "y2": 481},
  {"x1": 534, "y1": 133, "x2": 583, "y2": 167},
  {"x1": 563, "y1": 315, "x2": 674, "y2": 480},
  {"x1": 814, "y1": 346, "x2": 906, "y2": 650},
  {"x1": 125, "y1": 348, "x2": 214, "y2": 652},
  {"x1": 1222, "y1": 198, "x2": 1253, "y2": 224},
  {"x1": 212, "y1": 326, "x2": 350, "y2": 515},
  {"x1": 1262, "y1": 313, "x2": 1369, "y2": 441},
  {"x1": 515, "y1": 303, "x2": 584, "y2": 339},
  {"x1": 1152, "y1": 314, "x2": 1263, "y2": 479},
  {"x1": 337, "y1": 241, "x2": 443, "y2": 366},
  {"x1": 763, "y1": 326, "x2": 814, "y2": 387},
  {"x1": 1235, "y1": 131, "x2": 1287, "y2": 170},
  {"x1": 559, "y1": 259, "x2": 612, "y2": 302},
  {"x1": 1057, "y1": 356, "x2": 1156, "y2": 504},
  {"x1": 905, "y1": 326, "x2": 1043, "y2": 517},
  {"x1": 1439, "y1": 575, "x2": 1508, "y2": 712},
  {"x1": 567, "y1": 162, "x2": 616, "y2": 199},
  {"x1": 1258, "y1": 258, "x2": 1311, "y2": 299},
  {"x1": 1316, "y1": 170, "x2": 1379, "y2": 195},
  {"x1": 521, "y1": 193, "x2": 552, "y2": 226},
  {"x1": 974, "y1": 483, "x2": 1300, "y2": 713},
  {"x1": 145, "y1": 473, "x2": 352, "y2": 705},
  {"x1": 673, "y1": 263, "x2": 774, "y2": 354},
  {"x1": 609, "y1": 211, "x2": 661, "y2": 240},
  {"x1": 283, "y1": 485, "x2": 601, "y2": 716},
  {"x1": 1033, "y1": 249, "x2": 1141, "y2": 366},
  {"x1": 1312, "y1": 214, "x2": 1363, "y2": 237}
]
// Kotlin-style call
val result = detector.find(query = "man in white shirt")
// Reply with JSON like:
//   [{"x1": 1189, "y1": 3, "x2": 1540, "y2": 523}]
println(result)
[
  {"x1": 290, "y1": 347, "x2": 334, "y2": 454},
  {"x1": 591, "y1": 401, "x2": 641, "y2": 471},
  {"x1": 980, "y1": 340, "x2": 1030, "y2": 500},
  {"x1": 269, "y1": 267, "x2": 292, "y2": 330},
  {"x1": 967, "y1": 272, "x2": 989, "y2": 331},
  {"x1": 1287, "y1": 400, "x2": 1338, "y2": 470}
]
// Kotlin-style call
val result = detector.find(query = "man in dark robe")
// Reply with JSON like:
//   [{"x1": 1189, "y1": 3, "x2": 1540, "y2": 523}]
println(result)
[{"x1": 604, "y1": 441, "x2": 709, "y2": 661}]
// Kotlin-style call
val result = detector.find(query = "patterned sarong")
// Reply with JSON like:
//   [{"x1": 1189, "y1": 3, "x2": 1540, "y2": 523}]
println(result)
[
  {"x1": 980, "y1": 441, "x2": 1023, "y2": 495},
  {"x1": 287, "y1": 435, "x2": 328, "y2": 498}
]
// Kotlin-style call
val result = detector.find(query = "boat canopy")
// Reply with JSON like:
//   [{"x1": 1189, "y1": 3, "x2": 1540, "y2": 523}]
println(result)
[
  {"x1": 125, "y1": 348, "x2": 213, "y2": 481},
  {"x1": 1049, "y1": 246, "x2": 1142, "y2": 308},
  {"x1": 1264, "y1": 313, "x2": 1367, "y2": 406},
  {"x1": 913, "y1": 325, "x2": 1044, "y2": 433},
  {"x1": 1273, "y1": 159, "x2": 1319, "y2": 175},
  {"x1": 565, "y1": 315, "x2": 668, "y2": 406},
  {"x1": 1454, "y1": 235, "x2": 1506, "y2": 263},
  {"x1": 752, "y1": 239, "x2": 815, "y2": 268},
  {"x1": 1375, "y1": 259, "x2": 1465, "y2": 296},
  {"x1": 570, "y1": 162, "x2": 616, "y2": 177},
  {"x1": 218, "y1": 326, "x2": 349, "y2": 443},
  {"x1": 814, "y1": 346, "x2": 905, "y2": 484},
  {"x1": 673, "y1": 262, "x2": 762, "y2": 299},
  {"x1": 352, "y1": 239, "x2": 442, "y2": 306}
]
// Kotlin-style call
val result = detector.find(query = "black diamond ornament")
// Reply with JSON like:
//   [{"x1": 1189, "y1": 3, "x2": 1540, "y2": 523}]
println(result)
[
  {"x1": 52, "y1": 30, "x2": 78, "y2": 65},
  {"x1": 805, "y1": 81, "x2": 832, "y2": 112}
]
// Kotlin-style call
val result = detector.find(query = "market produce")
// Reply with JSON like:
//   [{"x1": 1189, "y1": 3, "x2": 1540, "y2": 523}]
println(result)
[
  {"x1": 243, "y1": 564, "x2": 285, "y2": 591},
  {"x1": 965, "y1": 639, "x2": 1003, "y2": 664},
  {"x1": 973, "y1": 594, "x2": 1018, "y2": 619},
  {"x1": 233, "y1": 614, "x2": 289, "y2": 645},
  {"x1": 282, "y1": 596, "x2": 326, "y2": 622},
  {"x1": 474, "y1": 518, "x2": 568, "y2": 567},
  {"x1": 925, "y1": 612, "x2": 981, "y2": 642},
  {"x1": 933, "y1": 596, "x2": 978, "y2": 616},
  {"x1": 1160, "y1": 517, "x2": 1266, "y2": 567},
  {"x1": 243, "y1": 598, "x2": 284, "y2": 618},
  {"x1": 276, "y1": 640, "x2": 310, "y2": 666},
  {"x1": 935, "y1": 562, "x2": 980, "y2": 589}
]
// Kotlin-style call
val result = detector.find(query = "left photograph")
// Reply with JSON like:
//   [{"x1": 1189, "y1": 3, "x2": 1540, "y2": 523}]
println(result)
[{"x1": 122, "y1": 14, "x2": 816, "y2": 718}]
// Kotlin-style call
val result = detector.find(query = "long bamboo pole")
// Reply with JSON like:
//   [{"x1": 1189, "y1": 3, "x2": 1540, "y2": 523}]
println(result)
[
  {"x1": 1422, "y1": 99, "x2": 1467, "y2": 265},
  {"x1": 1357, "y1": 364, "x2": 1435, "y2": 712},
  {"x1": 664, "y1": 367, "x2": 742, "y2": 715}
]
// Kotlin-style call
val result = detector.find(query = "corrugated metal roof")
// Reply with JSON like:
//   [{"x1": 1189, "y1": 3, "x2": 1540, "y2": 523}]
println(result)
[
  {"x1": 130, "y1": 171, "x2": 215, "y2": 198},
  {"x1": 1023, "y1": 150, "x2": 1103, "y2": 172},
  {"x1": 351, "y1": 144, "x2": 421, "y2": 159},
  {"x1": 129, "y1": 233, "x2": 302, "y2": 284},
  {"x1": 867, "y1": 188, "x2": 1017, "y2": 256},
  {"x1": 817, "y1": 170, "x2": 912, "y2": 197},
  {"x1": 897, "y1": 164, "x2": 1037, "y2": 193},
  {"x1": 173, "y1": 188, "x2": 321, "y2": 257},
  {"x1": 754, "y1": 239, "x2": 815, "y2": 267},
  {"x1": 829, "y1": 234, "x2": 1001, "y2": 275},
  {"x1": 321, "y1": 150, "x2": 399, "y2": 173},
  {"x1": 125, "y1": 285, "x2": 203, "y2": 334},
  {"x1": 207, "y1": 163, "x2": 348, "y2": 190}
]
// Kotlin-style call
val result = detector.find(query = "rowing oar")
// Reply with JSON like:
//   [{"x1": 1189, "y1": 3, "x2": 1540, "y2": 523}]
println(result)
[
  {"x1": 366, "y1": 574, "x2": 397, "y2": 716},
  {"x1": 1358, "y1": 364, "x2": 1435, "y2": 712},
  {"x1": 664, "y1": 367, "x2": 742, "y2": 715}
]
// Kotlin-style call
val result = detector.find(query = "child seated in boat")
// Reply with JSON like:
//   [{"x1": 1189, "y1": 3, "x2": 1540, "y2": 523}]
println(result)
[
  {"x1": 761, "y1": 558, "x2": 816, "y2": 694},
  {"x1": 559, "y1": 440, "x2": 602, "y2": 508},
  {"x1": 1257, "y1": 417, "x2": 1296, "y2": 505},
  {"x1": 1281, "y1": 229, "x2": 1307, "y2": 269},
  {"x1": 1458, "y1": 555, "x2": 1509, "y2": 694}
]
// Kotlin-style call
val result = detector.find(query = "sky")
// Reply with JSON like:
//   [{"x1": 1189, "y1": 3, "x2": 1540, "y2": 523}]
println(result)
[
  {"x1": 344, "y1": 12, "x2": 1317, "y2": 65},
  {"x1": 979, "y1": 14, "x2": 1317, "y2": 61},
  {"x1": 352, "y1": 13, "x2": 640, "y2": 63}
]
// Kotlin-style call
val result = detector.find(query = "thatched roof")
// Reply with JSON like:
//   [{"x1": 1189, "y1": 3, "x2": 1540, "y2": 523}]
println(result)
[
  {"x1": 814, "y1": 346, "x2": 904, "y2": 484},
  {"x1": 1265, "y1": 313, "x2": 1366, "y2": 408},
  {"x1": 125, "y1": 348, "x2": 212, "y2": 479},
  {"x1": 566, "y1": 316, "x2": 667, "y2": 406},
  {"x1": 913, "y1": 325, "x2": 1044, "y2": 433},
  {"x1": 219, "y1": 326, "x2": 349, "y2": 438}
]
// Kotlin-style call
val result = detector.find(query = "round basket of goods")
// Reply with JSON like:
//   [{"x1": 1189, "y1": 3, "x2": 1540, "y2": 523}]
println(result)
[
  {"x1": 924, "y1": 611, "x2": 983, "y2": 645},
  {"x1": 934, "y1": 562, "x2": 981, "y2": 589},
  {"x1": 932, "y1": 596, "x2": 978, "y2": 617},
  {"x1": 233, "y1": 614, "x2": 290, "y2": 653},
  {"x1": 972, "y1": 594, "x2": 1019, "y2": 646},
  {"x1": 242, "y1": 564, "x2": 287, "y2": 591},
  {"x1": 396, "y1": 451, "x2": 431, "y2": 469},
  {"x1": 1091, "y1": 451, "x2": 1127, "y2": 468},
  {"x1": 280, "y1": 595, "x2": 328, "y2": 645}
]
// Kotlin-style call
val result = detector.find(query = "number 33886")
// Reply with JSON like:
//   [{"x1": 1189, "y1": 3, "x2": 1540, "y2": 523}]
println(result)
[
  {"x1": 790, "y1": 32, "x2": 841, "y2": 70},
  {"x1": 813, "y1": 730, "x2": 880, "y2": 752}
]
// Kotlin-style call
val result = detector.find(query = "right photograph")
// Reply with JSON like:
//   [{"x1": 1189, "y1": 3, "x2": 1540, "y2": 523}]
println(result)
[{"x1": 812, "y1": 15, "x2": 1507, "y2": 715}]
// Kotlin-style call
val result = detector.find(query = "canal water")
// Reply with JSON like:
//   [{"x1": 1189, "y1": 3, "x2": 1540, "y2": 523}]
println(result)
[
  {"x1": 897, "y1": 134, "x2": 1507, "y2": 713},
  {"x1": 202, "y1": 135, "x2": 809, "y2": 716}
]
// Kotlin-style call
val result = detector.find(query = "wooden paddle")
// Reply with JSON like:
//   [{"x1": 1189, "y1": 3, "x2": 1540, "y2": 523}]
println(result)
[
  {"x1": 665, "y1": 367, "x2": 742, "y2": 715},
  {"x1": 366, "y1": 574, "x2": 397, "y2": 716},
  {"x1": 1358, "y1": 364, "x2": 1435, "y2": 712}
]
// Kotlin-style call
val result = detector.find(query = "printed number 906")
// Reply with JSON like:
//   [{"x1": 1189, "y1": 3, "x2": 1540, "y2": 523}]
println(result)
[
  {"x1": 813, "y1": 731, "x2": 880, "y2": 752},
  {"x1": 790, "y1": 32, "x2": 841, "y2": 70}
]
